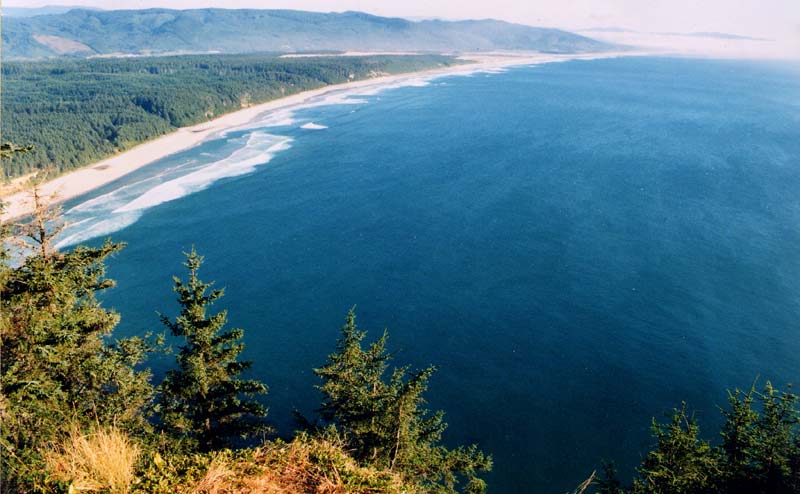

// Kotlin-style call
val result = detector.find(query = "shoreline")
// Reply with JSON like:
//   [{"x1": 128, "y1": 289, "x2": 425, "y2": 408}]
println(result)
[{"x1": 1, "y1": 51, "x2": 638, "y2": 221}]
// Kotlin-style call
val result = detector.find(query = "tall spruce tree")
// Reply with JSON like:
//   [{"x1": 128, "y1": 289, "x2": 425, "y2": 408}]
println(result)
[
  {"x1": 632, "y1": 403, "x2": 721, "y2": 494},
  {"x1": 590, "y1": 382, "x2": 800, "y2": 494},
  {"x1": 157, "y1": 248, "x2": 268, "y2": 451},
  {"x1": 1, "y1": 182, "x2": 154, "y2": 493},
  {"x1": 750, "y1": 383, "x2": 799, "y2": 493},
  {"x1": 315, "y1": 309, "x2": 492, "y2": 494},
  {"x1": 720, "y1": 386, "x2": 761, "y2": 493}
]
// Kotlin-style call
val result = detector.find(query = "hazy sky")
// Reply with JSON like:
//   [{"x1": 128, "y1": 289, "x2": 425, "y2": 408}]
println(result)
[{"x1": 8, "y1": 0, "x2": 800, "y2": 42}]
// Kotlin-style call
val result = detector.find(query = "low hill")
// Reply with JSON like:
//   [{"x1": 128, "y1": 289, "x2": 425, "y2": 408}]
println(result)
[{"x1": 2, "y1": 8, "x2": 610, "y2": 60}]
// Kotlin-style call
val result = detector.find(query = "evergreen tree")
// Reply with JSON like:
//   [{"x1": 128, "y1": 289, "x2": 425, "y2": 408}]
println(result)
[
  {"x1": 720, "y1": 386, "x2": 761, "y2": 493},
  {"x1": 315, "y1": 309, "x2": 393, "y2": 460},
  {"x1": 592, "y1": 382, "x2": 800, "y2": 494},
  {"x1": 718, "y1": 382, "x2": 800, "y2": 494},
  {"x1": 157, "y1": 248, "x2": 268, "y2": 451},
  {"x1": 315, "y1": 309, "x2": 492, "y2": 494},
  {"x1": 0, "y1": 185, "x2": 154, "y2": 493},
  {"x1": 751, "y1": 383, "x2": 799, "y2": 493},
  {"x1": 632, "y1": 403, "x2": 721, "y2": 494}
]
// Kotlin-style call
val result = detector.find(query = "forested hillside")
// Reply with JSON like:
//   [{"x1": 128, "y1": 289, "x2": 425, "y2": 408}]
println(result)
[
  {"x1": 2, "y1": 8, "x2": 610, "y2": 60},
  {"x1": 0, "y1": 54, "x2": 457, "y2": 180}
]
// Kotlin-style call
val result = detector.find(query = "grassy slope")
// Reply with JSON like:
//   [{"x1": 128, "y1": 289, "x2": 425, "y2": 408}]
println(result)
[{"x1": 44, "y1": 426, "x2": 416, "y2": 494}]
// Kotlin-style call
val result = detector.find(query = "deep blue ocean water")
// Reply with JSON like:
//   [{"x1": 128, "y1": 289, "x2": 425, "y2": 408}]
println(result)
[{"x1": 60, "y1": 57, "x2": 800, "y2": 493}]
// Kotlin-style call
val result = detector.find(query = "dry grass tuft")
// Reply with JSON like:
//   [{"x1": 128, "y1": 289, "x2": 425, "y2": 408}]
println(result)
[
  {"x1": 45, "y1": 425, "x2": 140, "y2": 493},
  {"x1": 190, "y1": 432, "x2": 408, "y2": 494},
  {"x1": 192, "y1": 456, "x2": 236, "y2": 494}
]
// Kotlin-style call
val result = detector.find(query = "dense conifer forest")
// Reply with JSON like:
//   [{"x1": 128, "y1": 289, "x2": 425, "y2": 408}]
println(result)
[{"x1": 0, "y1": 54, "x2": 457, "y2": 180}]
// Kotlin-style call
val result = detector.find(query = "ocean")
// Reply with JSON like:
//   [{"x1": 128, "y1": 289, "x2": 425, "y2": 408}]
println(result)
[{"x1": 58, "y1": 56, "x2": 800, "y2": 493}]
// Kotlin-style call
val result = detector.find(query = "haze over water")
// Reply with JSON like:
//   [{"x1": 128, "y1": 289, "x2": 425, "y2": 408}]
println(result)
[{"x1": 61, "y1": 57, "x2": 800, "y2": 492}]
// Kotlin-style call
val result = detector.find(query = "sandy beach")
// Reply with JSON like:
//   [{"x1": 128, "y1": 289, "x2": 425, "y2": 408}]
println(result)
[{"x1": 1, "y1": 51, "x2": 636, "y2": 221}]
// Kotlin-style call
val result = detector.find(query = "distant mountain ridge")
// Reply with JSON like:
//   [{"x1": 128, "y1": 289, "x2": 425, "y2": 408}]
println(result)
[
  {"x1": 1, "y1": 5, "x2": 103, "y2": 17},
  {"x1": 2, "y1": 8, "x2": 610, "y2": 60}
]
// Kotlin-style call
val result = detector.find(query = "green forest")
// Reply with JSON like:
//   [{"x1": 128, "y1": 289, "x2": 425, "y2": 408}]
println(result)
[
  {"x1": 1, "y1": 177, "x2": 798, "y2": 493},
  {"x1": 0, "y1": 54, "x2": 457, "y2": 180}
]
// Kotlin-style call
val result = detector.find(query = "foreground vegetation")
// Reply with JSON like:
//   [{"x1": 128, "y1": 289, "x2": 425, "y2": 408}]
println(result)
[
  {"x1": 0, "y1": 179, "x2": 798, "y2": 493},
  {"x1": 0, "y1": 182, "x2": 490, "y2": 493},
  {"x1": 0, "y1": 54, "x2": 458, "y2": 180},
  {"x1": 589, "y1": 386, "x2": 800, "y2": 494}
]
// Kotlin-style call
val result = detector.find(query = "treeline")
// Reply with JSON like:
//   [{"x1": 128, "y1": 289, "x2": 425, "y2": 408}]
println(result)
[
  {"x1": 590, "y1": 387, "x2": 800, "y2": 494},
  {"x1": 0, "y1": 54, "x2": 457, "y2": 180},
  {"x1": 0, "y1": 187, "x2": 490, "y2": 494}
]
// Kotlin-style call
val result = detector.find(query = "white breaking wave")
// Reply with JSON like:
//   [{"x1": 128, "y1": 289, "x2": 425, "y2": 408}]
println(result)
[
  {"x1": 115, "y1": 134, "x2": 290, "y2": 213},
  {"x1": 251, "y1": 108, "x2": 297, "y2": 128},
  {"x1": 56, "y1": 131, "x2": 291, "y2": 248},
  {"x1": 301, "y1": 122, "x2": 328, "y2": 130},
  {"x1": 222, "y1": 92, "x2": 367, "y2": 135},
  {"x1": 310, "y1": 92, "x2": 369, "y2": 107},
  {"x1": 56, "y1": 213, "x2": 142, "y2": 249},
  {"x1": 56, "y1": 64, "x2": 518, "y2": 249},
  {"x1": 224, "y1": 68, "x2": 518, "y2": 134},
  {"x1": 219, "y1": 66, "x2": 514, "y2": 136},
  {"x1": 352, "y1": 78, "x2": 430, "y2": 96}
]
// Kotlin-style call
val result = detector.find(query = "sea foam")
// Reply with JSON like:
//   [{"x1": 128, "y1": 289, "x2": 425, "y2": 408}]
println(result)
[
  {"x1": 114, "y1": 133, "x2": 291, "y2": 213},
  {"x1": 301, "y1": 122, "x2": 328, "y2": 130},
  {"x1": 57, "y1": 65, "x2": 510, "y2": 248},
  {"x1": 56, "y1": 131, "x2": 291, "y2": 248}
]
